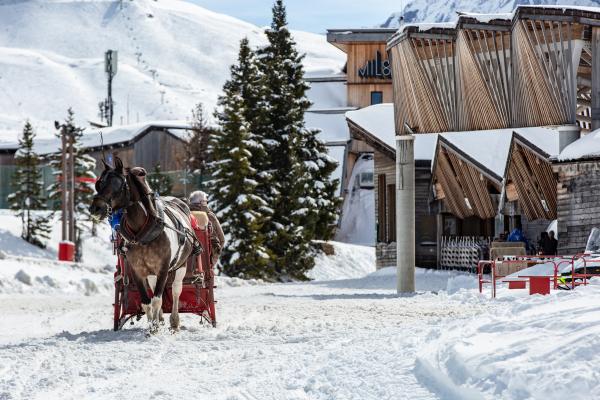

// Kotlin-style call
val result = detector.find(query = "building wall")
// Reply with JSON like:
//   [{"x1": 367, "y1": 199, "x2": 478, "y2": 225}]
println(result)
[
  {"x1": 374, "y1": 151, "x2": 437, "y2": 268},
  {"x1": 345, "y1": 42, "x2": 393, "y2": 108},
  {"x1": 555, "y1": 160, "x2": 600, "y2": 254}
]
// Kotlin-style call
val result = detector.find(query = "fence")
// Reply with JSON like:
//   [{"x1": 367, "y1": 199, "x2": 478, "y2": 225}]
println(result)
[{"x1": 440, "y1": 236, "x2": 492, "y2": 272}]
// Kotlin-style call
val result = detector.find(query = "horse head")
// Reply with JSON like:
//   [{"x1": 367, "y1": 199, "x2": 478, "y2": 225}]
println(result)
[{"x1": 89, "y1": 156, "x2": 129, "y2": 219}]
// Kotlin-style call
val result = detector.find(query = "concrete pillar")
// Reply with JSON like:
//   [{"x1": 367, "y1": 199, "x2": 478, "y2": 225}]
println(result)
[
  {"x1": 558, "y1": 125, "x2": 581, "y2": 153},
  {"x1": 396, "y1": 135, "x2": 415, "y2": 293}
]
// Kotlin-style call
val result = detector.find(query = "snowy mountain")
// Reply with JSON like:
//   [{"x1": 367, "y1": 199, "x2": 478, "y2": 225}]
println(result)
[
  {"x1": 0, "y1": 0, "x2": 344, "y2": 142},
  {"x1": 380, "y1": 0, "x2": 600, "y2": 28}
]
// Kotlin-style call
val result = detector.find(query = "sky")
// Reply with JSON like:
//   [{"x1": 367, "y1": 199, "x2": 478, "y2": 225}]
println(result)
[{"x1": 188, "y1": 0, "x2": 400, "y2": 33}]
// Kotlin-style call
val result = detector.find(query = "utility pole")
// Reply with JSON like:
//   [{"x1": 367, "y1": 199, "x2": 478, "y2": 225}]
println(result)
[
  {"x1": 105, "y1": 50, "x2": 118, "y2": 126},
  {"x1": 396, "y1": 124, "x2": 416, "y2": 294},
  {"x1": 59, "y1": 125, "x2": 67, "y2": 242}
]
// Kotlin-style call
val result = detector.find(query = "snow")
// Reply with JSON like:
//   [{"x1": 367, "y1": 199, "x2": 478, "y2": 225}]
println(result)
[
  {"x1": 1, "y1": 213, "x2": 600, "y2": 398},
  {"x1": 558, "y1": 127, "x2": 600, "y2": 161},
  {"x1": 306, "y1": 80, "x2": 347, "y2": 110},
  {"x1": 379, "y1": 1, "x2": 600, "y2": 28},
  {"x1": 438, "y1": 126, "x2": 562, "y2": 178},
  {"x1": 457, "y1": 12, "x2": 513, "y2": 23},
  {"x1": 335, "y1": 154, "x2": 375, "y2": 245},
  {"x1": 304, "y1": 111, "x2": 349, "y2": 143},
  {"x1": 345, "y1": 103, "x2": 439, "y2": 161},
  {"x1": 0, "y1": 0, "x2": 344, "y2": 142},
  {"x1": 308, "y1": 241, "x2": 375, "y2": 281}
]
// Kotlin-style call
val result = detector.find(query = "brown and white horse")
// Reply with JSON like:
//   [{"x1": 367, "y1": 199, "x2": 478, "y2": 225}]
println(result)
[{"x1": 90, "y1": 157, "x2": 195, "y2": 333}]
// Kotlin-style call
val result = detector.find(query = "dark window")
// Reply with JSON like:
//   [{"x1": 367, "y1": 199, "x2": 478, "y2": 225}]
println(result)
[
  {"x1": 387, "y1": 184, "x2": 396, "y2": 242},
  {"x1": 377, "y1": 174, "x2": 386, "y2": 242},
  {"x1": 371, "y1": 91, "x2": 383, "y2": 105}
]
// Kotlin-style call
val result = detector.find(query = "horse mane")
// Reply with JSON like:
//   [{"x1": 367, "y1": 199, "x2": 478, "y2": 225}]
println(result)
[{"x1": 126, "y1": 167, "x2": 158, "y2": 218}]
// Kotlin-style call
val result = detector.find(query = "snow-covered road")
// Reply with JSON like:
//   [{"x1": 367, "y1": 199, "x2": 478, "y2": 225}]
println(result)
[{"x1": 0, "y1": 276, "x2": 488, "y2": 400}]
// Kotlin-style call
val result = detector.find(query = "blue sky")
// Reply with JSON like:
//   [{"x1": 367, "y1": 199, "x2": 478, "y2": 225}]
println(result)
[{"x1": 188, "y1": 0, "x2": 400, "y2": 33}]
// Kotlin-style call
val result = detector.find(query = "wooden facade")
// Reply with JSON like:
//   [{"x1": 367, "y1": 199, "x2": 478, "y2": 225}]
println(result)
[
  {"x1": 505, "y1": 135, "x2": 557, "y2": 221},
  {"x1": 327, "y1": 29, "x2": 395, "y2": 108},
  {"x1": 347, "y1": 118, "x2": 437, "y2": 268},
  {"x1": 387, "y1": 8, "x2": 600, "y2": 135},
  {"x1": 432, "y1": 137, "x2": 501, "y2": 221}
]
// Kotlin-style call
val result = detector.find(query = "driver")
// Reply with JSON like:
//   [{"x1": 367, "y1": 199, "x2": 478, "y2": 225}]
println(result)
[{"x1": 189, "y1": 191, "x2": 225, "y2": 265}]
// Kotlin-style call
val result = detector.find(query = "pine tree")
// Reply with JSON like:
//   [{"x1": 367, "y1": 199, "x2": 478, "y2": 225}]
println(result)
[
  {"x1": 296, "y1": 130, "x2": 341, "y2": 241},
  {"x1": 8, "y1": 121, "x2": 52, "y2": 248},
  {"x1": 256, "y1": 0, "x2": 320, "y2": 280},
  {"x1": 207, "y1": 38, "x2": 272, "y2": 279},
  {"x1": 148, "y1": 163, "x2": 173, "y2": 196},
  {"x1": 186, "y1": 103, "x2": 217, "y2": 179},
  {"x1": 47, "y1": 109, "x2": 97, "y2": 259}
]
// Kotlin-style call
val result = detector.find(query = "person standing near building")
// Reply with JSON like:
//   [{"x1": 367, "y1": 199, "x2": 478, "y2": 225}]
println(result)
[
  {"x1": 548, "y1": 230, "x2": 558, "y2": 255},
  {"x1": 189, "y1": 191, "x2": 225, "y2": 265}
]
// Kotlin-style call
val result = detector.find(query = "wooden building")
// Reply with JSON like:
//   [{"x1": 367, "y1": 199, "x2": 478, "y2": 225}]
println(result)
[
  {"x1": 386, "y1": 6, "x2": 600, "y2": 262},
  {"x1": 552, "y1": 130, "x2": 600, "y2": 254},
  {"x1": 327, "y1": 29, "x2": 396, "y2": 108},
  {"x1": 0, "y1": 121, "x2": 192, "y2": 207},
  {"x1": 346, "y1": 104, "x2": 438, "y2": 267}
]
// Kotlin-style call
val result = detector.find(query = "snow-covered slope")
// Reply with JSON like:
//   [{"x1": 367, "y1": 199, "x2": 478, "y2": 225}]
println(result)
[
  {"x1": 380, "y1": 0, "x2": 600, "y2": 27},
  {"x1": 0, "y1": 0, "x2": 344, "y2": 142}
]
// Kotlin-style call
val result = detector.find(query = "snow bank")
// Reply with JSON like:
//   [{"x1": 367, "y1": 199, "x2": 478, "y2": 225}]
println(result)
[
  {"x1": 0, "y1": 210, "x2": 115, "y2": 268},
  {"x1": 416, "y1": 279, "x2": 600, "y2": 399},
  {"x1": 308, "y1": 241, "x2": 375, "y2": 281},
  {"x1": 318, "y1": 266, "x2": 479, "y2": 294}
]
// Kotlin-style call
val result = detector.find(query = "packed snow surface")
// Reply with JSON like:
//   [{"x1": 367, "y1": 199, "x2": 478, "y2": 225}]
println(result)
[
  {"x1": 1, "y1": 210, "x2": 599, "y2": 398},
  {"x1": 0, "y1": 0, "x2": 344, "y2": 142}
]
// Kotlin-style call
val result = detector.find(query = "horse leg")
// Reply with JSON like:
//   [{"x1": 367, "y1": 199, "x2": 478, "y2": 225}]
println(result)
[
  {"x1": 170, "y1": 267, "x2": 186, "y2": 331},
  {"x1": 131, "y1": 272, "x2": 153, "y2": 322},
  {"x1": 146, "y1": 275, "x2": 163, "y2": 323},
  {"x1": 148, "y1": 265, "x2": 169, "y2": 331}
]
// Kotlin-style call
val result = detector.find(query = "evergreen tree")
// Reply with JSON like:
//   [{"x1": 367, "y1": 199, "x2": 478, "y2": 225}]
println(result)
[
  {"x1": 296, "y1": 130, "x2": 341, "y2": 241},
  {"x1": 7, "y1": 121, "x2": 52, "y2": 248},
  {"x1": 207, "y1": 38, "x2": 272, "y2": 279},
  {"x1": 186, "y1": 103, "x2": 218, "y2": 179},
  {"x1": 47, "y1": 109, "x2": 97, "y2": 259},
  {"x1": 148, "y1": 163, "x2": 173, "y2": 196},
  {"x1": 256, "y1": 0, "x2": 320, "y2": 280}
]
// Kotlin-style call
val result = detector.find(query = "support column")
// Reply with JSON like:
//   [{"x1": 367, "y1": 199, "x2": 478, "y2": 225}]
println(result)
[
  {"x1": 396, "y1": 135, "x2": 415, "y2": 293},
  {"x1": 592, "y1": 27, "x2": 600, "y2": 131}
]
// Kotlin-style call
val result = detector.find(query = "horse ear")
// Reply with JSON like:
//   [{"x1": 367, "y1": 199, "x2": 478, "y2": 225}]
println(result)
[
  {"x1": 114, "y1": 157, "x2": 124, "y2": 174},
  {"x1": 101, "y1": 159, "x2": 110, "y2": 170}
]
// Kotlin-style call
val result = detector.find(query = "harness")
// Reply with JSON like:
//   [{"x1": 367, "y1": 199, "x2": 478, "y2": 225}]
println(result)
[{"x1": 96, "y1": 171, "x2": 201, "y2": 272}]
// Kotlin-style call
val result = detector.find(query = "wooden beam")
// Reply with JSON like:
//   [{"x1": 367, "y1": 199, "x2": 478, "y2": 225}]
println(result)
[{"x1": 592, "y1": 26, "x2": 600, "y2": 130}]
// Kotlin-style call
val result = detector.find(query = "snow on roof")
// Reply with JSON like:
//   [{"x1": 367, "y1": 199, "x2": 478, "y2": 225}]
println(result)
[
  {"x1": 2, "y1": 121, "x2": 191, "y2": 155},
  {"x1": 438, "y1": 126, "x2": 562, "y2": 179},
  {"x1": 519, "y1": 5, "x2": 600, "y2": 14},
  {"x1": 558, "y1": 128, "x2": 600, "y2": 162},
  {"x1": 345, "y1": 103, "x2": 438, "y2": 161},
  {"x1": 306, "y1": 79, "x2": 348, "y2": 110},
  {"x1": 305, "y1": 111, "x2": 350, "y2": 143},
  {"x1": 401, "y1": 21, "x2": 456, "y2": 32},
  {"x1": 457, "y1": 12, "x2": 513, "y2": 23}
]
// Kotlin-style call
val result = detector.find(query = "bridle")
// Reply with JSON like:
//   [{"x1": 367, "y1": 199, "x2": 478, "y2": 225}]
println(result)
[{"x1": 93, "y1": 171, "x2": 130, "y2": 216}]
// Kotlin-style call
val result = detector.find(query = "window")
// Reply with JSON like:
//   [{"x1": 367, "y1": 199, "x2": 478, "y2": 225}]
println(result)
[
  {"x1": 371, "y1": 91, "x2": 383, "y2": 105},
  {"x1": 387, "y1": 184, "x2": 396, "y2": 242},
  {"x1": 359, "y1": 172, "x2": 374, "y2": 188},
  {"x1": 377, "y1": 174, "x2": 386, "y2": 242}
]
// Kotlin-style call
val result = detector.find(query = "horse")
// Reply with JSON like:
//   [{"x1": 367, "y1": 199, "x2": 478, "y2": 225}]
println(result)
[{"x1": 89, "y1": 157, "x2": 197, "y2": 333}]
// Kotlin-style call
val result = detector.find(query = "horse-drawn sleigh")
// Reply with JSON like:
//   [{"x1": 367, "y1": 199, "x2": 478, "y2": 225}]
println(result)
[{"x1": 90, "y1": 157, "x2": 217, "y2": 333}]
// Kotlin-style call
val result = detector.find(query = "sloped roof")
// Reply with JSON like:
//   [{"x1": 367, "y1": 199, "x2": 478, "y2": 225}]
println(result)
[
  {"x1": 1, "y1": 121, "x2": 191, "y2": 155},
  {"x1": 558, "y1": 128, "x2": 600, "y2": 162},
  {"x1": 345, "y1": 103, "x2": 438, "y2": 161}
]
